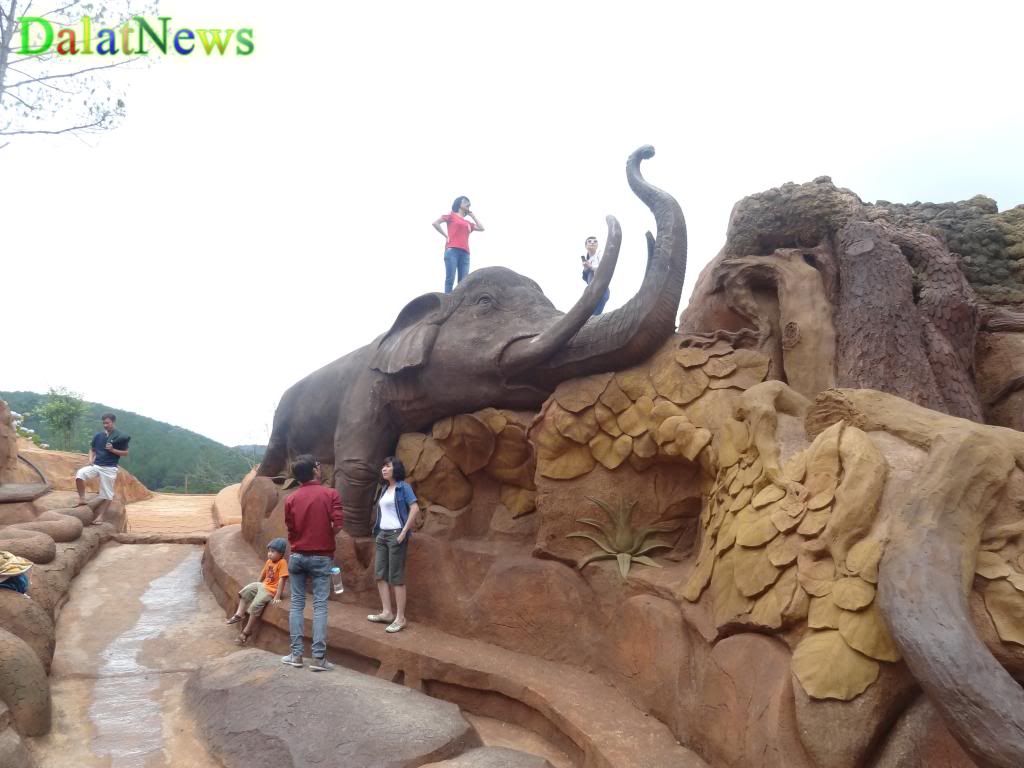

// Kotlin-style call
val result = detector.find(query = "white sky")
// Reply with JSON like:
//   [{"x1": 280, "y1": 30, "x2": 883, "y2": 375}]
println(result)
[{"x1": 5, "y1": 0, "x2": 1023, "y2": 447}]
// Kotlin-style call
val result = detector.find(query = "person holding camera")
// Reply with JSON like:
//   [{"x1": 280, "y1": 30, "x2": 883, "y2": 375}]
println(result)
[
  {"x1": 433, "y1": 196, "x2": 485, "y2": 293},
  {"x1": 581, "y1": 235, "x2": 610, "y2": 315}
]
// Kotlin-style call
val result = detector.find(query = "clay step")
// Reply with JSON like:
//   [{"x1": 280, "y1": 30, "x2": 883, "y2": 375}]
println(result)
[
  {"x1": 113, "y1": 532, "x2": 209, "y2": 545},
  {"x1": 205, "y1": 526, "x2": 707, "y2": 768},
  {"x1": 0, "y1": 483, "x2": 50, "y2": 503}
]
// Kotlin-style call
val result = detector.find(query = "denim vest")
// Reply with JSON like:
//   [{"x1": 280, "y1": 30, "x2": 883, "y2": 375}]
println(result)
[{"x1": 371, "y1": 480, "x2": 418, "y2": 536}]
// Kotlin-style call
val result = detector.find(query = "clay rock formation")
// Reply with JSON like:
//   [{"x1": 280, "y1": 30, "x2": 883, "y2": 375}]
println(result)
[
  {"x1": 230, "y1": 169, "x2": 1024, "y2": 768},
  {"x1": 212, "y1": 482, "x2": 243, "y2": 527},
  {"x1": 396, "y1": 408, "x2": 537, "y2": 519},
  {"x1": 681, "y1": 177, "x2": 1024, "y2": 426},
  {"x1": 0, "y1": 401, "x2": 17, "y2": 485},
  {"x1": 0, "y1": 401, "x2": 126, "y2": 762},
  {"x1": 13, "y1": 442, "x2": 150, "y2": 503},
  {"x1": 185, "y1": 649, "x2": 484, "y2": 768},
  {"x1": 874, "y1": 194, "x2": 1024, "y2": 306},
  {"x1": 423, "y1": 748, "x2": 553, "y2": 767}
]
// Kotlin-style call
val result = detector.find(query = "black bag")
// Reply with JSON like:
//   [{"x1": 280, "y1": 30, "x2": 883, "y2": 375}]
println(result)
[{"x1": 107, "y1": 430, "x2": 131, "y2": 450}]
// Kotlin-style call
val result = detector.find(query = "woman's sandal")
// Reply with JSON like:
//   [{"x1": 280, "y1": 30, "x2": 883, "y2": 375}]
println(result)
[
  {"x1": 367, "y1": 613, "x2": 394, "y2": 624},
  {"x1": 385, "y1": 619, "x2": 406, "y2": 633},
  {"x1": 226, "y1": 615, "x2": 242, "y2": 625}
]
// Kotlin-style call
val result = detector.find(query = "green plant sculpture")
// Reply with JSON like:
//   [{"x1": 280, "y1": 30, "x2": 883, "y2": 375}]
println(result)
[{"x1": 567, "y1": 496, "x2": 682, "y2": 580}]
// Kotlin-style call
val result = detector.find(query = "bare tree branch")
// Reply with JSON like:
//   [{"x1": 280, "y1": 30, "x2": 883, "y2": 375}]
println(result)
[
  {"x1": 7, "y1": 64, "x2": 72, "y2": 92},
  {"x1": 7, "y1": 56, "x2": 56, "y2": 66},
  {"x1": 39, "y1": 0, "x2": 82, "y2": 19},
  {"x1": 0, "y1": 117, "x2": 106, "y2": 135},
  {"x1": 0, "y1": 141, "x2": 10, "y2": 150},
  {"x1": 4, "y1": 87, "x2": 32, "y2": 108},
  {"x1": 6, "y1": 58, "x2": 134, "y2": 89}
]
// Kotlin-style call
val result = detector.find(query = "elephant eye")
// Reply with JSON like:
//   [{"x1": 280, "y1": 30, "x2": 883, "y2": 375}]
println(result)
[{"x1": 476, "y1": 294, "x2": 494, "y2": 306}]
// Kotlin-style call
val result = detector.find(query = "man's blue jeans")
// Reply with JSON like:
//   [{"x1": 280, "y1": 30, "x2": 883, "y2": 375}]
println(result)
[
  {"x1": 288, "y1": 553, "x2": 332, "y2": 660},
  {"x1": 444, "y1": 247, "x2": 470, "y2": 293}
]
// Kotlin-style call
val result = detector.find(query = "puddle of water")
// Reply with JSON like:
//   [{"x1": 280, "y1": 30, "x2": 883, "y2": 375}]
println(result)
[{"x1": 89, "y1": 549, "x2": 202, "y2": 766}]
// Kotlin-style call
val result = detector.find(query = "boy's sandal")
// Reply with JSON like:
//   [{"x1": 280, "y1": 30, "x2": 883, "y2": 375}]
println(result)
[
  {"x1": 367, "y1": 613, "x2": 394, "y2": 624},
  {"x1": 226, "y1": 615, "x2": 242, "y2": 625},
  {"x1": 385, "y1": 619, "x2": 406, "y2": 633},
  {"x1": 234, "y1": 631, "x2": 251, "y2": 646}
]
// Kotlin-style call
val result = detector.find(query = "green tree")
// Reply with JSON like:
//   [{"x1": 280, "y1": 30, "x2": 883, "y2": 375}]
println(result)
[{"x1": 37, "y1": 387, "x2": 88, "y2": 451}]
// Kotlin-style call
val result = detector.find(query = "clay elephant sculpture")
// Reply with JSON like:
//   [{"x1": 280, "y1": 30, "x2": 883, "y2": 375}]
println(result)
[{"x1": 259, "y1": 145, "x2": 689, "y2": 535}]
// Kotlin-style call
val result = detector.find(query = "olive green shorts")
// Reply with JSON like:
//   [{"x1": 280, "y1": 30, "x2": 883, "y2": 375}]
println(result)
[
  {"x1": 374, "y1": 530, "x2": 408, "y2": 586},
  {"x1": 238, "y1": 581, "x2": 274, "y2": 615}
]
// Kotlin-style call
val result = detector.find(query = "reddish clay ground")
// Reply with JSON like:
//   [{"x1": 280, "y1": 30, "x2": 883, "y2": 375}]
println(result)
[{"x1": 125, "y1": 493, "x2": 216, "y2": 535}]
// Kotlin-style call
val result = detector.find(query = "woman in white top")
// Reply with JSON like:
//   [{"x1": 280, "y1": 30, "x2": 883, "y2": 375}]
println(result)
[{"x1": 367, "y1": 457, "x2": 420, "y2": 633}]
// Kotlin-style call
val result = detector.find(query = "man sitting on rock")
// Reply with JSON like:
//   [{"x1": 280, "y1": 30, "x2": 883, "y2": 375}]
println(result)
[
  {"x1": 281, "y1": 454, "x2": 343, "y2": 672},
  {"x1": 75, "y1": 412, "x2": 130, "y2": 525},
  {"x1": 226, "y1": 537, "x2": 289, "y2": 645}
]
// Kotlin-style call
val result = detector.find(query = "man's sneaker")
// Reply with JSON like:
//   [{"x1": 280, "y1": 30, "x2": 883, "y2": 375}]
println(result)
[
  {"x1": 310, "y1": 658, "x2": 334, "y2": 672},
  {"x1": 280, "y1": 654, "x2": 303, "y2": 668}
]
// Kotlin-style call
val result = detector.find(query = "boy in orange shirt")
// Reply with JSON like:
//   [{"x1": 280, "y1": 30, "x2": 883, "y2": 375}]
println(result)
[{"x1": 226, "y1": 537, "x2": 289, "y2": 644}]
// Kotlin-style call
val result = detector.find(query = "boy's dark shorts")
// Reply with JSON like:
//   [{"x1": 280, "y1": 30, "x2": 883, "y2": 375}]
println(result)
[{"x1": 374, "y1": 531, "x2": 408, "y2": 585}]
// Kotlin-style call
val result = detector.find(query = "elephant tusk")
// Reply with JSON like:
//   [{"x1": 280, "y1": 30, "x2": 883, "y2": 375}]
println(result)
[
  {"x1": 500, "y1": 214, "x2": 622, "y2": 377},
  {"x1": 526, "y1": 144, "x2": 688, "y2": 385}
]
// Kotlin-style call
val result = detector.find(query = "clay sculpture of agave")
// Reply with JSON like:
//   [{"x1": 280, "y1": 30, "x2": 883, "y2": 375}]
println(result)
[{"x1": 567, "y1": 496, "x2": 682, "y2": 579}]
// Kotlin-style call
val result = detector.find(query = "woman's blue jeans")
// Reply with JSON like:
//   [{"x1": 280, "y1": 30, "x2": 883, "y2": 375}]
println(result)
[
  {"x1": 287, "y1": 553, "x2": 332, "y2": 660},
  {"x1": 444, "y1": 247, "x2": 470, "y2": 293}
]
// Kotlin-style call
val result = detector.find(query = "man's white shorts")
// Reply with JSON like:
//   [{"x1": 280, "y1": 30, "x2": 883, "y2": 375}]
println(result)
[{"x1": 75, "y1": 464, "x2": 119, "y2": 500}]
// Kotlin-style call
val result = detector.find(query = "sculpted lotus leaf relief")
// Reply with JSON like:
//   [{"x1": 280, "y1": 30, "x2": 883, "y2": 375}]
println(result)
[
  {"x1": 672, "y1": 383, "x2": 904, "y2": 702},
  {"x1": 398, "y1": 407, "x2": 537, "y2": 516}
]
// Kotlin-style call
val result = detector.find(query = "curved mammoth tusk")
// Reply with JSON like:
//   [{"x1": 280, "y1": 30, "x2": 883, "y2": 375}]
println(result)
[
  {"x1": 501, "y1": 214, "x2": 621, "y2": 376},
  {"x1": 525, "y1": 145, "x2": 688, "y2": 385}
]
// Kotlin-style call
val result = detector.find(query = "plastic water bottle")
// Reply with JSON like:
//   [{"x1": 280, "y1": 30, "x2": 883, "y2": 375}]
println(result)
[{"x1": 330, "y1": 566, "x2": 344, "y2": 594}]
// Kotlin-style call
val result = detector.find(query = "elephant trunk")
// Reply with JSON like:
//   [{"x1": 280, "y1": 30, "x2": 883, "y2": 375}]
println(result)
[
  {"x1": 807, "y1": 389, "x2": 1024, "y2": 766},
  {"x1": 877, "y1": 430, "x2": 1024, "y2": 768},
  {"x1": 525, "y1": 144, "x2": 688, "y2": 387}
]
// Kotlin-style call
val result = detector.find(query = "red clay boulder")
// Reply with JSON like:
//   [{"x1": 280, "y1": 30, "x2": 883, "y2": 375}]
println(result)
[{"x1": 185, "y1": 649, "x2": 482, "y2": 768}]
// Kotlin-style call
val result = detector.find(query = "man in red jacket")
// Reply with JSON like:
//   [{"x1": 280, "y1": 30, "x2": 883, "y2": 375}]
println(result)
[{"x1": 281, "y1": 454, "x2": 343, "y2": 671}]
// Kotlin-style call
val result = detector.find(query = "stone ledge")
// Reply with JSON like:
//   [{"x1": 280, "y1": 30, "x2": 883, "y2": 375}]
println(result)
[
  {"x1": 203, "y1": 526, "x2": 707, "y2": 768},
  {"x1": 0, "y1": 483, "x2": 50, "y2": 503},
  {"x1": 112, "y1": 532, "x2": 209, "y2": 545}
]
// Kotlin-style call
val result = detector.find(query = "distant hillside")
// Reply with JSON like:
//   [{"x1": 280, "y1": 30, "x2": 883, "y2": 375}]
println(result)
[
  {"x1": 232, "y1": 444, "x2": 266, "y2": 462},
  {"x1": 1, "y1": 391, "x2": 254, "y2": 493}
]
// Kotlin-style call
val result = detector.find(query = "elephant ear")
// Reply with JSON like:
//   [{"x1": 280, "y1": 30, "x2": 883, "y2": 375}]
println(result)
[{"x1": 370, "y1": 293, "x2": 450, "y2": 374}]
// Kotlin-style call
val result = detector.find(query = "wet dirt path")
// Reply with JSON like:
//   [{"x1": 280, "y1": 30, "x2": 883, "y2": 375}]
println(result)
[
  {"x1": 27, "y1": 543, "x2": 238, "y2": 767},
  {"x1": 27, "y1": 541, "x2": 573, "y2": 767}
]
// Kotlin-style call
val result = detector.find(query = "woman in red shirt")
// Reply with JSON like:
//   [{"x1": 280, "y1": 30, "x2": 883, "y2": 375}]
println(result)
[{"x1": 432, "y1": 196, "x2": 485, "y2": 293}]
